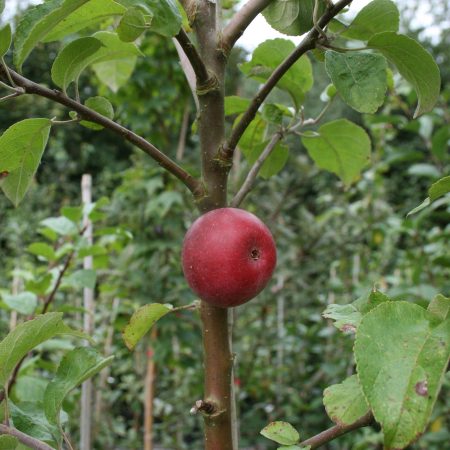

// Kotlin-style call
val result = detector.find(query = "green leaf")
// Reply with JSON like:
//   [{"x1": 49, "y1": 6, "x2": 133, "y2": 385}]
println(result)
[
  {"x1": 61, "y1": 205, "x2": 82, "y2": 222},
  {"x1": 427, "y1": 294, "x2": 450, "y2": 321},
  {"x1": 1, "y1": 292, "x2": 38, "y2": 315},
  {"x1": 0, "y1": 0, "x2": 5, "y2": 14},
  {"x1": 301, "y1": 119, "x2": 371, "y2": 186},
  {"x1": 323, "y1": 289, "x2": 390, "y2": 333},
  {"x1": 13, "y1": 376, "x2": 48, "y2": 403},
  {"x1": 52, "y1": 31, "x2": 141, "y2": 92},
  {"x1": 429, "y1": 175, "x2": 450, "y2": 201},
  {"x1": 0, "y1": 313, "x2": 86, "y2": 388},
  {"x1": 0, "y1": 435, "x2": 19, "y2": 450},
  {"x1": 117, "y1": 6, "x2": 149, "y2": 42},
  {"x1": 28, "y1": 242, "x2": 56, "y2": 260},
  {"x1": 431, "y1": 126, "x2": 449, "y2": 160},
  {"x1": 13, "y1": 0, "x2": 91, "y2": 71},
  {"x1": 355, "y1": 302, "x2": 450, "y2": 450},
  {"x1": 25, "y1": 273, "x2": 53, "y2": 296},
  {"x1": 0, "y1": 24, "x2": 12, "y2": 58},
  {"x1": 51, "y1": 36, "x2": 103, "y2": 92},
  {"x1": 245, "y1": 141, "x2": 289, "y2": 179},
  {"x1": 240, "y1": 39, "x2": 313, "y2": 109},
  {"x1": 343, "y1": 0, "x2": 399, "y2": 41},
  {"x1": 407, "y1": 176, "x2": 450, "y2": 216},
  {"x1": 43, "y1": 0, "x2": 126, "y2": 42},
  {"x1": 137, "y1": 0, "x2": 181, "y2": 37},
  {"x1": 368, "y1": 32, "x2": 440, "y2": 117},
  {"x1": 122, "y1": 303, "x2": 173, "y2": 350},
  {"x1": 44, "y1": 347, "x2": 113, "y2": 425},
  {"x1": 40, "y1": 216, "x2": 78, "y2": 235},
  {"x1": 224, "y1": 96, "x2": 251, "y2": 116},
  {"x1": 0, "y1": 119, "x2": 52, "y2": 206},
  {"x1": 260, "y1": 421, "x2": 300, "y2": 445},
  {"x1": 92, "y1": 56, "x2": 137, "y2": 92},
  {"x1": 80, "y1": 96, "x2": 115, "y2": 130},
  {"x1": 323, "y1": 375, "x2": 370, "y2": 425},
  {"x1": 9, "y1": 401, "x2": 60, "y2": 446},
  {"x1": 325, "y1": 51, "x2": 387, "y2": 114},
  {"x1": 64, "y1": 269, "x2": 97, "y2": 289},
  {"x1": 262, "y1": 0, "x2": 325, "y2": 36}
]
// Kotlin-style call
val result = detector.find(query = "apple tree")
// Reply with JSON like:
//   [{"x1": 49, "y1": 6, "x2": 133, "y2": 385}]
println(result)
[{"x1": 0, "y1": 0, "x2": 448, "y2": 449}]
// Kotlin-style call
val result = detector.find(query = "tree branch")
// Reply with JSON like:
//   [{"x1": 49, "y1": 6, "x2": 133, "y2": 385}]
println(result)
[
  {"x1": 300, "y1": 412, "x2": 374, "y2": 449},
  {"x1": 220, "y1": 0, "x2": 353, "y2": 161},
  {"x1": 221, "y1": 0, "x2": 274, "y2": 52},
  {"x1": 0, "y1": 65, "x2": 205, "y2": 198},
  {"x1": 231, "y1": 131, "x2": 283, "y2": 207},
  {"x1": 0, "y1": 424, "x2": 55, "y2": 450},
  {"x1": 175, "y1": 29, "x2": 210, "y2": 86}
]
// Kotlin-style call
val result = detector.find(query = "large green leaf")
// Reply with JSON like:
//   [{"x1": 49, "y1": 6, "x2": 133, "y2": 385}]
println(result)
[
  {"x1": 0, "y1": 313, "x2": 87, "y2": 388},
  {"x1": 0, "y1": 118, "x2": 52, "y2": 206},
  {"x1": 122, "y1": 303, "x2": 173, "y2": 350},
  {"x1": 325, "y1": 51, "x2": 387, "y2": 114},
  {"x1": 51, "y1": 36, "x2": 103, "y2": 91},
  {"x1": 355, "y1": 302, "x2": 450, "y2": 449},
  {"x1": 92, "y1": 56, "x2": 137, "y2": 92},
  {"x1": 28, "y1": 242, "x2": 57, "y2": 261},
  {"x1": 0, "y1": 0, "x2": 5, "y2": 14},
  {"x1": 260, "y1": 421, "x2": 300, "y2": 445},
  {"x1": 43, "y1": 0, "x2": 126, "y2": 42},
  {"x1": 240, "y1": 39, "x2": 313, "y2": 109},
  {"x1": 13, "y1": 0, "x2": 91, "y2": 70},
  {"x1": 323, "y1": 375, "x2": 370, "y2": 425},
  {"x1": 301, "y1": 119, "x2": 371, "y2": 186},
  {"x1": 368, "y1": 32, "x2": 440, "y2": 117},
  {"x1": 52, "y1": 31, "x2": 141, "y2": 92},
  {"x1": 44, "y1": 347, "x2": 114, "y2": 425},
  {"x1": 262, "y1": 0, "x2": 326, "y2": 36},
  {"x1": 343, "y1": 0, "x2": 399, "y2": 41}
]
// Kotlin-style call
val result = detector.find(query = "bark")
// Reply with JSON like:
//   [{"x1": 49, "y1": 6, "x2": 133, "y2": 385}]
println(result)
[{"x1": 193, "y1": 2, "x2": 234, "y2": 448}]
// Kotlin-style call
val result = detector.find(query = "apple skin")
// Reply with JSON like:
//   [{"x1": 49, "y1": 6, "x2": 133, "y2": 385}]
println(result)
[{"x1": 182, "y1": 208, "x2": 277, "y2": 308}]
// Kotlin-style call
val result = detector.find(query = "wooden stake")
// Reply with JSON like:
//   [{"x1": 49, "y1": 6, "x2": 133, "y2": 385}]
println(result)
[{"x1": 80, "y1": 174, "x2": 94, "y2": 450}]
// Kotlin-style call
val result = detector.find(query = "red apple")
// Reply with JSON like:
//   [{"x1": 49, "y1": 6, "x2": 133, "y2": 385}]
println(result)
[{"x1": 182, "y1": 208, "x2": 277, "y2": 308}]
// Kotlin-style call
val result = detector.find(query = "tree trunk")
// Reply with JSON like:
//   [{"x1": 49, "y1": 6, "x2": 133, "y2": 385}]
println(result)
[{"x1": 194, "y1": 1, "x2": 234, "y2": 448}]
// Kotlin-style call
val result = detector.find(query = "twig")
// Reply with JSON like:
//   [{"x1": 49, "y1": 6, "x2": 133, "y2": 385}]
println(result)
[
  {"x1": 42, "y1": 251, "x2": 75, "y2": 314},
  {"x1": 174, "y1": 29, "x2": 210, "y2": 86},
  {"x1": 1, "y1": 57, "x2": 15, "y2": 87},
  {"x1": 300, "y1": 412, "x2": 374, "y2": 449},
  {"x1": 221, "y1": 0, "x2": 353, "y2": 161},
  {"x1": 319, "y1": 43, "x2": 369, "y2": 52},
  {"x1": 0, "y1": 91, "x2": 23, "y2": 102},
  {"x1": 0, "y1": 64, "x2": 204, "y2": 199},
  {"x1": 231, "y1": 132, "x2": 283, "y2": 207},
  {"x1": 221, "y1": 0, "x2": 274, "y2": 52},
  {"x1": 0, "y1": 424, "x2": 55, "y2": 450},
  {"x1": 313, "y1": 0, "x2": 328, "y2": 39}
]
